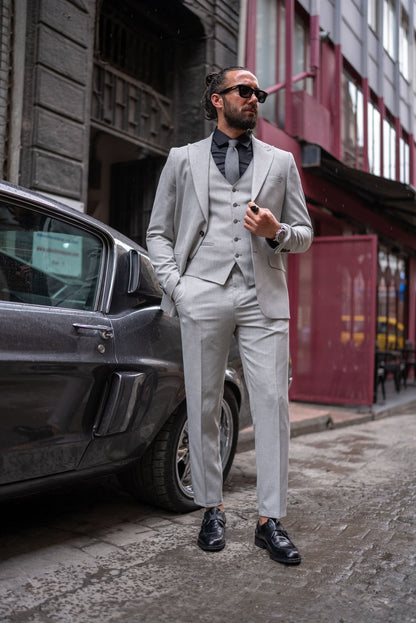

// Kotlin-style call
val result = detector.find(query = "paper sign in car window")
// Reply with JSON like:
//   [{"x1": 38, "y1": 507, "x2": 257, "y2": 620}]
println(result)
[{"x1": 32, "y1": 231, "x2": 83, "y2": 277}]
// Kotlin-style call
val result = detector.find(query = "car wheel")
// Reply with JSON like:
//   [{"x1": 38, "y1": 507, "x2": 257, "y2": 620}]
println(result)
[{"x1": 119, "y1": 384, "x2": 239, "y2": 513}]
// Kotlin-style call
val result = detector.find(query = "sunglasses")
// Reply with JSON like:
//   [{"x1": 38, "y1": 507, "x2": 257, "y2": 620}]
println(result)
[{"x1": 218, "y1": 84, "x2": 268, "y2": 104}]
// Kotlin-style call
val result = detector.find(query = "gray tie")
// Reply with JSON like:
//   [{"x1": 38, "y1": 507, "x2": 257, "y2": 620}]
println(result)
[{"x1": 224, "y1": 139, "x2": 240, "y2": 184}]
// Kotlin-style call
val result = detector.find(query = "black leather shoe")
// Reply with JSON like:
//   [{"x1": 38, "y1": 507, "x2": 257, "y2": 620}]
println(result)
[
  {"x1": 255, "y1": 519, "x2": 301, "y2": 565},
  {"x1": 197, "y1": 508, "x2": 226, "y2": 551}
]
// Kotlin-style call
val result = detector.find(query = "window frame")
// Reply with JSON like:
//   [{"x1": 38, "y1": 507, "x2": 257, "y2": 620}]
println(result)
[
  {"x1": 341, "y1": 69, "x2": 365, "y2": 170},
  {"x1": 0, "y1": 197, "x2": 110, "y2": 312},
  {"x1": 367, "y1": 96, "x2": 382, "y2": 176},
  {"x1": 399, "y1": 5, "x2": 410, "y2": 80},
  {"x1": 383, "y1": 0, "x2": 396, "y2": 60}
]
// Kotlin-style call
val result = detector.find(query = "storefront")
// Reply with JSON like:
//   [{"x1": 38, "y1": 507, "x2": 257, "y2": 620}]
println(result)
[
  {"x1": 246, "y1": 0, "x2": 416, "y2": 406},
  {"x1": 255, "y1": 118, "x2": 416, "y2": 407}
]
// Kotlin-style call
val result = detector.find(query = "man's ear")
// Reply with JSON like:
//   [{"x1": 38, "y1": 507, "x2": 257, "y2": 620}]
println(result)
[{"x1": 211, "y1": 92, "x2": 223, "y2": 112}]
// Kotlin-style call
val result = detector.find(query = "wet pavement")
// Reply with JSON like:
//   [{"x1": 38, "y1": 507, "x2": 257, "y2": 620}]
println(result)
[{"x1": 0, "y1": 385, "x2": 415, "y2": 623}]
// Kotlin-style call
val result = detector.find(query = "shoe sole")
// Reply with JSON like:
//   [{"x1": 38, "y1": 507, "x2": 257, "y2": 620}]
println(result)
[
  {"x1": 197, "y1": 539, "x2": 225, "y2": 552},
  {"x1": 255, "y1": 536, "x2": 301, "y2": 565}
]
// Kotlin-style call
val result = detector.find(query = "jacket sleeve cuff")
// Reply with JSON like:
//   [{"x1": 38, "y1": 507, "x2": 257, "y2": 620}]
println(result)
[{"x1": 164, "y1": 274, "x2": 180, "y2": 299}]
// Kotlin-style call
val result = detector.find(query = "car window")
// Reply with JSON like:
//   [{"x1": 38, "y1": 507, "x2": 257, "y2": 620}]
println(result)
[{"x1": 0, "y1": 202, "x2": 103, "y2": 310}]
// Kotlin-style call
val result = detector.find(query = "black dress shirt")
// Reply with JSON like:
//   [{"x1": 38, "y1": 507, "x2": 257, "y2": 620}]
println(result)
[{"x1": 211, "y1": 128, "x2": 253, "y2": 179}]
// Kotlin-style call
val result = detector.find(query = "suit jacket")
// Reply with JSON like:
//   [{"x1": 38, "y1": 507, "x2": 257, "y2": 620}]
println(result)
[{"x1": 146, "y1": 134, "x2": 313, "y2": 319}]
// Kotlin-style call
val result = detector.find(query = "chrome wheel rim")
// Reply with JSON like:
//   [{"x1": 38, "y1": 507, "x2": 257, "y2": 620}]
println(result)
[{"x1": 176, "y1": 397, "x2": 235, "y2": 499}]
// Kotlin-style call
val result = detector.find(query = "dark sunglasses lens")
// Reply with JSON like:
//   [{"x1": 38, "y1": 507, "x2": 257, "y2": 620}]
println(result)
[
  {"x1": 237, "y1": 85, "x2": 267, "y2": 103},
  {"x1": 256, "y1": 90, "x2": 267, "y2": 103},
  {"x1": 238, "y1": 85, "x2": 253, "y2": 98}
]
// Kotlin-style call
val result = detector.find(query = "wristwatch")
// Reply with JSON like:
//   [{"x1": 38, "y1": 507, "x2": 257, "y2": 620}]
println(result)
[{"x1": 274, "y1": 225, "x2": 287, "y2": 244}]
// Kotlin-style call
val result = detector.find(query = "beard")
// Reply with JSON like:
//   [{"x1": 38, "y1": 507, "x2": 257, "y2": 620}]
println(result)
[{"x1": 223, "y1": 100, "x2": 258, "y2": 131}]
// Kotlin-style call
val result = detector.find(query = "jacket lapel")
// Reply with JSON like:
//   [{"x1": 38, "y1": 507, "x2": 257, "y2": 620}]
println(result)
[
  {"x1": 188, "y1": 136, "x2": 212, "y2": 221},
  {"x1": 251, "y1": 137, "x2": 274, "y2": 201}
]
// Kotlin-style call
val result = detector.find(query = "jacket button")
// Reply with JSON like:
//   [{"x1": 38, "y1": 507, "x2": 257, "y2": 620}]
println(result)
[{"x1": 199, "y1": 231, "x2": 204, "y2": 237}]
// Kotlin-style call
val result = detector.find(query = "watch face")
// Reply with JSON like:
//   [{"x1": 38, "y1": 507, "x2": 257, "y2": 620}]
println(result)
[{"x1": 277, "y1": 228, "x2": 285, "y2": 242}]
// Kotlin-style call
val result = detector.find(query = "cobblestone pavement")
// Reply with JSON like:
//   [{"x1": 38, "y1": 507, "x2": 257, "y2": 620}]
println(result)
[{"x1": 0, "y1": 413, "x2": 415, "y2": 623}]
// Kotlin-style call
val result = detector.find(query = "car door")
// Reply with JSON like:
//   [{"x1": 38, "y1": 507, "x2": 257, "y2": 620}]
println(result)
[{"x1": 0, "y1": 198, "x2": 115, "y2": 484}]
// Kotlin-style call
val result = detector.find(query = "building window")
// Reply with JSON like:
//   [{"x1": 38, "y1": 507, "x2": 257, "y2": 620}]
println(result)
[
  {"x1": 342, "y1": 72, "x2": 364, "y2": 170},
  {"x1": 383, "y1": 0, "x2": 396, "y2": 59},
  {"x1": 254, "y1": 0, "x2": 310, "y2": 127},
  {"x1": 383, "y1": 116, "x2": 396, "y2": 180},
  {"x1": 293, "y1": 11, "x2": 311, "y2": 93},
  {"x1": 414, "y1": 30, "x2": 416, "y2": 86},
  {"x1": 399, "y1": 134, "x2": 410, "y2": 184},
  {"x1": 377, "y1": 251, "x2": 406, "y2": 350},
  {"x1": 255, "y1": 0, "x2": 284, "y2": 126},
  {"x1": 399, "y1": 6, "x2": 410, "y2": 80},
  {"x1": 368, "y1": 99, "x2": 381, "y2": 176},
  {"x1": 97, "y1": 0, "x2": 173, "y2": 95},
  {"x1": 368, "y1": 0, "x2": 379, "y2": 33}
]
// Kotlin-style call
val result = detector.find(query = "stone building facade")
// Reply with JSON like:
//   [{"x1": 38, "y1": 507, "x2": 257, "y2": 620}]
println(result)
[{"x1": 0, "y1": 0, "x2": 240, "y2": 246}]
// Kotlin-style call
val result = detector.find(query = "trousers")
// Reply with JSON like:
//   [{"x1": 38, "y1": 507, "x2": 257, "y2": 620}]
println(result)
[{"x1": 174, "y1": 265, "x2": 290, "y2": 518}]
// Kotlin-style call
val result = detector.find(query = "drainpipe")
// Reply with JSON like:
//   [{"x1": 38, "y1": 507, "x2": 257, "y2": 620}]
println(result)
[
  {"x1": 333, "y1": 0, "x2": 342, "y2": 159},
  {"x1": 284, "y1": 0, "x2": 294, "y2": 135},
  {"x1": 377, "y1": 0, "x2": 385, "y2": 177},
  {"x1": 394, "y1": 0, "x2": 400, "y2": 181},
  {"x1": 362, "y1": 0, "x2": 369, "y2": 172},
  {"x1": 245, "y1": 0, "x2": 256, "y2": 72},
  {"x1": 238, "y1": 0, "x2": 248, "y2": 67},
  {"x1": 8, "y1": 0, "x2": 27, "y2": 183},
  {"x1": 409, "y1": 0, "x2": 415, "y2": 186},
  {"x1": 309, "y1": 0, "x2": 320, "y2": 100}
]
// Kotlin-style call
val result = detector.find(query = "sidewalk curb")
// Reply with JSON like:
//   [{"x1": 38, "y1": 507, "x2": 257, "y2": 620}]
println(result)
[
  {"x1": 236, "y1": 396, "x2": 416, "y2": 453},
  {"x1": 290, "y1": 414, "x2": 333, "y2": 437}
]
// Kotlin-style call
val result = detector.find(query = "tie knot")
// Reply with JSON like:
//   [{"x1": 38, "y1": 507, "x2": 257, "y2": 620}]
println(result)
[{"x1": 228, "y1": 139, "x2": 239, "y2": 148}]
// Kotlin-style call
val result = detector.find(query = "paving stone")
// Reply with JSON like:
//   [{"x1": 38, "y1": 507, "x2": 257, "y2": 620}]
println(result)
[{"x1": 0, "y1": 414, "x2": 415, "y2": 623}]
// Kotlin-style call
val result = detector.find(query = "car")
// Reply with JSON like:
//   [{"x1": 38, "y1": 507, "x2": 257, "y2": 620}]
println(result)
[{"x1": 0, "y1": 180, "x2": 250, "y2": 512}]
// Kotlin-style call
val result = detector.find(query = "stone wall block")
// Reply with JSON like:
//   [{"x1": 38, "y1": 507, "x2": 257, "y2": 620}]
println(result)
[
  {"x1": 38, "y1": 25, "x2": 88, "y2": 85},
  {"x1": 40, "y1": 0, "x2": 89, "y2": 46},
  {"x1": 33, "y1": 150, "x2": 83, "y2": 198},
  {"x1": 36, "y1": 67, "x2": 85, "y2": 122},
  {"x1": 35, "y1": 108, "x2": 84, "y2": 160}
]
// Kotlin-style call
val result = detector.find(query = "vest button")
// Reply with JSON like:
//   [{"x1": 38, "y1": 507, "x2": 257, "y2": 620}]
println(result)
[
  {"x1": 233, "y1": 202, "x2": 238, "y2": 207},
  {"x1": 199, "y1": 231, "x2": 204, "y2": 237},
  {"x1": 233, "y1": 219, "x2": 239, "y2": 224},
  {"x1": 234, "y1": 237, "x2": 239, "y2": 242},
  {"x1": 235, "y1": 253, "x2": 240, "y2": 258}
]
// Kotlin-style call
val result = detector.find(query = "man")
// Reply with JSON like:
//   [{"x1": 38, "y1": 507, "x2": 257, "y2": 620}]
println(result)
[{"x1": 146, "y1": 66, "x2": 313, "y2": 565}]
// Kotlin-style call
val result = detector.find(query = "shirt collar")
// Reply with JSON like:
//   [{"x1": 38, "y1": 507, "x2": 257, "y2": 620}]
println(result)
[{"x1": 213, "y1": 128, "x2": 252, "y2": 149}]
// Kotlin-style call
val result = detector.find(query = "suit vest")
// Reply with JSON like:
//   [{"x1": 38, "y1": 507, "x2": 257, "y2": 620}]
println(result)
[{"x1": 184, "y1": 155, "x2": 255, "y2": 286}]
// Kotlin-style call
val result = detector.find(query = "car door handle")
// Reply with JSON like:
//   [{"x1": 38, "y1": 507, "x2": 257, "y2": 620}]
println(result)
[{"x1": 73, "y1": 323, "x2": 114, "y2": 340}]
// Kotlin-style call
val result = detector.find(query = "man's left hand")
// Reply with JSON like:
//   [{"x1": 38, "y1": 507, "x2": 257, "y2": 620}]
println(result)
[{"x1": 244, "y1": 202, "x2": 280, "y2": 238}]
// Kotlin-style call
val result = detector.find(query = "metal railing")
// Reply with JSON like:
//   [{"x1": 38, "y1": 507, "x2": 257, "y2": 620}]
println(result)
[{"x1": 91, "y1": 62, "x2": 174, "y2": 155}]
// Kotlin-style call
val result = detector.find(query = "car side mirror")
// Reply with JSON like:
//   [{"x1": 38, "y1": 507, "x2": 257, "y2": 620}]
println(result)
[{"x1": 127, "y1": 249, "x2": 162, "y2": 302}]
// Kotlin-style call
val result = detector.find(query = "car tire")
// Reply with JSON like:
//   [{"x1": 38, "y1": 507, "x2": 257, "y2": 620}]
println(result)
[{"x1": 118, "y1": 384, "x2": 239, "y2": 513}]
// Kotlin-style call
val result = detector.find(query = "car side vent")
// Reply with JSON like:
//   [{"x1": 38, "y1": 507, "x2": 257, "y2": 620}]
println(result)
[{"x1": 94, "y1": 371, "x2": 147, "y2": 436}]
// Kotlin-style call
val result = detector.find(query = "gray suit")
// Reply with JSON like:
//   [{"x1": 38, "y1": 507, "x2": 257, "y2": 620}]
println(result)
[{"x1": 147, "y1": 133, "x2": 313, "y2": 517}]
